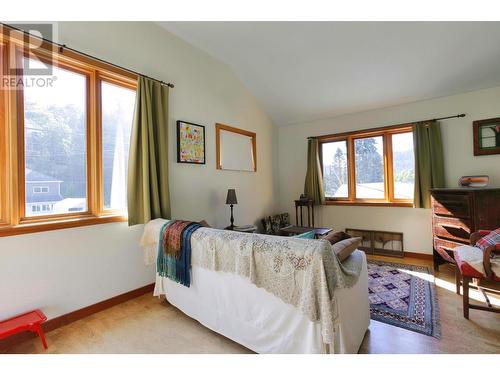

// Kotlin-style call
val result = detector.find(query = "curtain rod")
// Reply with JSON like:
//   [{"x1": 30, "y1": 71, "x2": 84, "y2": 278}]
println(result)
[
  {"x1": 1, "y1": 23, "x2": 175, "y2": 88},
  {"x1": 308, "y1": 113, "x2": 466, "y2": 139}
]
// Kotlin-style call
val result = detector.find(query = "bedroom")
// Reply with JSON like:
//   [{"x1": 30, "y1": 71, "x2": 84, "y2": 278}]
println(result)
[{"x1": 0, "y1": 1, "x2": 499, "y2": 373}]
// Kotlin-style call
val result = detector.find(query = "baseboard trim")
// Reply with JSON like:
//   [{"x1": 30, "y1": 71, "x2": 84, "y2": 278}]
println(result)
[
  {"x1": 404, "y1": 251, "x2": 433, "y2": 261},
  {"x1": 0, "y1": 282, "x2": 155, "y2": 352},
  {"x1": 367, "y1": 251, "x2": 433, "y2": 261}
]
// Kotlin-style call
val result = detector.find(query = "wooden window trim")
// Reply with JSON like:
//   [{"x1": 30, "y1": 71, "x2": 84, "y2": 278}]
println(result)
[
  {"x1": 0, "y1": 215, "x2": 127, "y2": 237},
  {"x1": 323, "y1": 200, "x2": 413, "y2": 207},
  {"x1": 319, "y1": 125, "x2": 414, "y2": 207},
  {"x1": 0, "y1": 30, "x2": 137, "y2": 237},
  {"x1": 0, "y1": 43, "x2": 8, "y2": 225}
]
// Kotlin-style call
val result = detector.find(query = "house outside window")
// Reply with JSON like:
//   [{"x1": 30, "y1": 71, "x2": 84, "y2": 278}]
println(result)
[
  {"x1": 25, "y1": 169, "x2": 62, "y2": 216},
  {"x1": 0, "y1": 27, "x2": 137, "y2": 236},
  {"x1": 33, "y1": 186, "x2": 49, "y2": 193}
]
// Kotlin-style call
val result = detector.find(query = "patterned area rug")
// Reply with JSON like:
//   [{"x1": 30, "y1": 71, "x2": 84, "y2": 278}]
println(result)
[{"x1": 367, "y1": 260, "x2": 441, "y2": 338}]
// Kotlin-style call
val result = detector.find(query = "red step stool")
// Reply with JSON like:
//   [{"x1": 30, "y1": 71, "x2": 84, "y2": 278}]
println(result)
[{"x1": 0, "y1": 309, "x2": 48, "y2": 350}]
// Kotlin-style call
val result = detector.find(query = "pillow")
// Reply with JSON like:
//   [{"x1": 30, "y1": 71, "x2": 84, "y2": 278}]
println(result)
[
  {"x1": 270, "y1": 215, "x2": 282, "y2": 234},
  {"x1": 198, "y1": 220, "x2": 211, "y2": 228},
  {"x1": 293, "y1": 230, "x2": 316, "y2": 239},
  {"x1": 332, "y1": 237, "x2": 361, "y2": 262},
  {"x1": 280, "y1": 213, "x2": 290, "y2": 227},
  {"x1": 262, "y1": 216, "x2": 272, "y2": 234},
  {"x1": 476, "y1": 228, "x2": 500, "y2": 251},
  {"x1": 323, "y1": 230, "x2": 351, "y2": 245},
  {"x1": 261, "y1": 213, "x2": 291, "y2": 235}
]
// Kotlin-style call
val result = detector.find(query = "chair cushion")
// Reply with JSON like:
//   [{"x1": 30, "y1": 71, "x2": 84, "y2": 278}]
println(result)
[
  {"x1": 323, "y1": 230, "x2": 351, "y2": 245},
  {"x1": 293, "y1": 230, "x2": 316, "y2": 239},
  {"x1": 476, "y1": 228, "x2": 500, "y2": 251},
  {"x1": 454, "y1": 245, "x2": 500, "y2": 281},
  {"x1": 332, "y1": 237, "x2": 361, "y2": 262}
]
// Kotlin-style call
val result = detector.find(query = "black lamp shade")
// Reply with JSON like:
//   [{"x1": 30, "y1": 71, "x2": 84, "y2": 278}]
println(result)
[{"x1": 226, "y1": 189, "x2": 238, "y2": 205}]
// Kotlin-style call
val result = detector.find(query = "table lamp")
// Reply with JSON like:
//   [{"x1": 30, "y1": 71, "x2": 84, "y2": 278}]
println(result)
[{"x1": 226, "y1": 189, "x2": 238, "y2": 229}]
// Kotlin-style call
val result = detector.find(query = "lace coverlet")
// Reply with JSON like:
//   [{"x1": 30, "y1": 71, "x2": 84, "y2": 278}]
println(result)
[{"x1": 189, "y1": 228, "x2": 363, "y2": 345}]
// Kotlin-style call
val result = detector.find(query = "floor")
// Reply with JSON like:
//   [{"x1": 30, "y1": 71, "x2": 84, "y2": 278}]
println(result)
[{"x1": 4, "y1": 256, "x2": 500, "y2": 354}]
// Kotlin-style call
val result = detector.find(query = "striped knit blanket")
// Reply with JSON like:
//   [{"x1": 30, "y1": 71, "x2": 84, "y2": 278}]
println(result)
[{"x1": 156, "y1": 220, "x2": 201, "y2": 287}]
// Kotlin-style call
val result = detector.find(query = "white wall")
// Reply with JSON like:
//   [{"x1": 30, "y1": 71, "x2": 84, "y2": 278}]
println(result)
[
  {"x1": 278, "y1": 86, "x2": 500, "y2": 254},
  {"x1": 0, "y1": 22, "x2": 277, "y2": 321}
]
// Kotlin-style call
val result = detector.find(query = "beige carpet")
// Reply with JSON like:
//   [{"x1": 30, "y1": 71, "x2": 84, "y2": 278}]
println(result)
[{"x1": 4, "y1": 258, "x2": 500, "y2": 354}]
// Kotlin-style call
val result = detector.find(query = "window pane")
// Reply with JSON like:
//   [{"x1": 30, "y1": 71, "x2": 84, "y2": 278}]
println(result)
[
  {"x1": 23, "y1": 59, "x2": 87, "y2": 216},
  {"x1": 0, "y1": 45, "x2": 5, "y2": 222},
  {"x1": 392, "y1": 132, "x2": 415, "y2": 199},
  {"x1": 101, "y1": 81, "x2": 136, "y2": 211},
  {"x1": 322, "y1": 141, "x2": 349, "y2": 198},
  {"x1": 354, "y1": 136, "x2": 385, "y2": 199}
]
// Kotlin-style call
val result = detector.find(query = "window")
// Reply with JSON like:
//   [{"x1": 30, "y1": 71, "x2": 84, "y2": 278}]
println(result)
[
  {"x1": 391, "y1": 132, "x2": 415, "y2": 200},
  {"x1": 320, "y1": 127, "x2": 414, "y2": 206},
  {"x1": 354, "y1": 136, "x2": 385, "y2": 199},
  {"x1": 33, "y1": 186, "x2": 49, "y2": 193},
  {"x1": 0, "y1": 27, "x2": 138, "y2": 236},
  {"x1": 101, "y1": 81, "x2": 136, "y2": 212},
  {"x1": 23, "y1": 59, "x2": 88, "y2": 217},
  {"x1": 321, "y1": 140, "x2": 348, "y2": 198}
]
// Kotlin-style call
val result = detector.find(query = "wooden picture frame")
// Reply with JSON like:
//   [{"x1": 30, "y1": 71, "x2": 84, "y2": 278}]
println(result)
[
  {"x1": 473, "y1": 117, "x2": 500, "y2": 156},
  {"x1": 215, "y1": 123, "x2": 257, "y2": 172},
  {"x1": 177, "y1": 120, "x2": 206, "y2": 165}
]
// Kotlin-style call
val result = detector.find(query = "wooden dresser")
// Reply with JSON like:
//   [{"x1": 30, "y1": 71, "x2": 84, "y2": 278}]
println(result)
[{"x1": 431, "y1": 188, "x2": 500, "y2": 270}]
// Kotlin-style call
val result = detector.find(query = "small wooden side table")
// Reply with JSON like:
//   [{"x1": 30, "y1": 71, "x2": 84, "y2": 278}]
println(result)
[{"x1": 295, "y1": 199, "x2": 314, "y2": 227}]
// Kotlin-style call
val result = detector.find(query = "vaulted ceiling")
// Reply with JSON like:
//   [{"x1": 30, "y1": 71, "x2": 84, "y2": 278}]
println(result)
[{"x1": 159, "y1": 22, "x2": 500, "y2": 126}]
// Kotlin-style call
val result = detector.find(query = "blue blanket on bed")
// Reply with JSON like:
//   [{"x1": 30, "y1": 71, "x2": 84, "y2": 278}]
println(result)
[{"x1": 156, "y1": 221, "x2": 201, "y2": 287}]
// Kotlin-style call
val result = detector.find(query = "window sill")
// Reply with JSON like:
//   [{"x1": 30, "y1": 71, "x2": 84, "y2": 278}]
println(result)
[
  {"x1": 324, "y1": 200, "x2": 413, "y2": 207},
  {"x1": 0, "y1": 215, "x2": 128, "y2": 237}
]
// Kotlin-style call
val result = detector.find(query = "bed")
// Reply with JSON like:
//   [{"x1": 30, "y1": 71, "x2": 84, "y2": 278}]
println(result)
[{"x1": 141, "y1": 219, "x2": 370, "y2": 354}]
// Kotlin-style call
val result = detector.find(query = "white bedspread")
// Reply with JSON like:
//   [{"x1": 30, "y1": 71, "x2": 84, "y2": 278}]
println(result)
[
  {"x1": 155, "y1": 255, "x2": 369, "y2": 353},
  {"x1": 141, "y1": 219, "x2": 370, "y2": 353}
]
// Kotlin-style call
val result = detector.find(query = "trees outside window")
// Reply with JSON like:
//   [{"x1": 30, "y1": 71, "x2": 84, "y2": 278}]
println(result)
[
  {"x1": 354, "y1": 136, "x2": 384, "y2": 199},
  {"x1": 322, "y1": 140, "x2": 348, "y2": 198},
  {"x1": 320, "y1": 128, "x2": 414, "y2": 206},
  {"x1": 23, "y1": 59, "x2": 87, "y2": 216},
  {"x1": 0, "y1": 29, "x2": 137, "y2": 236},
  {"x1": 392, "y1": 132, "x2": 415, "y2": 200}
]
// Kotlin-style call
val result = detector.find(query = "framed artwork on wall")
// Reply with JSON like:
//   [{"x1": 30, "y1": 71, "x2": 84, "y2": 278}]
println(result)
[
  {"x1": 473, "y1": 117, "x2": 500, "y2": 156},
  {"x1": 177, "y1": 120, "x2": 206, "y2": 164}
]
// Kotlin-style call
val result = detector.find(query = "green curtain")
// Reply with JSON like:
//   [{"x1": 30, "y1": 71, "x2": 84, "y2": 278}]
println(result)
[
  {"x1": 413, "y1": 121, "x2": 445, "y2": 208},
  {"x1": 127, "y1": 77, "x2": 171, "y2": 225},
  {"x1": 304, "y1": 138, "x2": 325, "y2": 205}
]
